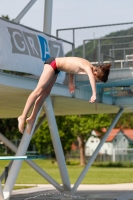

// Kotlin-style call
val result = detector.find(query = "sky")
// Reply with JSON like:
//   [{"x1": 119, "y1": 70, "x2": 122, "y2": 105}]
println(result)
[{"x1": 0, "y1": 0, "x2": 133, "y2": 37}]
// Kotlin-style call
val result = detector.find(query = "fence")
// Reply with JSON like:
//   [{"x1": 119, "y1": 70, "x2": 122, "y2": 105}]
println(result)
[
  {"x1": 85, "y1": 148, "x2": 133, "y2": 163},
  {"x1": 56, "y1": 22, "x2": 133, "y2": 66},
  {"x1": 112, "y1": 148, "x2": 133, "y2": 163}
]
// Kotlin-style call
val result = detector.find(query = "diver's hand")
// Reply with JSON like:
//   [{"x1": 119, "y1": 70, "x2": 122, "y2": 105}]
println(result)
[
  {"x1": 89, "y1": 94, "x2": 96, "y2": 103},
  {"x1": 68, "y1": 83, "x2": 75, "y2": 93}
]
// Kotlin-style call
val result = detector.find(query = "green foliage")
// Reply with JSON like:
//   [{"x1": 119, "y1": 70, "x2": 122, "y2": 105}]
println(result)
[
  {"x1": 32, "y1": 114, "x2": 111, "y2": 163},
  {"x1": 1, "y1": 14, "x2": 15, "y2": 22},
  {"x1": 56, "y1": 116, "x2": 76, "y2": 155},
  {"x1": 0, "y1": 118, "x2": 21, "y2": 153},
  {"x1": 1, "y1": 15, "x2": 10, "y2": 20},
  {"x1": 116, "y1": 113, "x2": 133, "y2": 129},
  {"x1": 32, "y1": 119, "x2": 52, "y2": 155},
  {"x1": 71, "y1": 114, "x2": 111, "y2": 139},
  {"x1": 108, "y1": 113, "x2": 133, "y2": 129},
  {"x1": 93, "y1": 161, "x2": 133, "y2": 168},
  {"x1": 0, "y1": 118, "x2": 20, "y2": 140},
  {"x1": 32, "y1": 115, "x2": 76, "y2": 156}
]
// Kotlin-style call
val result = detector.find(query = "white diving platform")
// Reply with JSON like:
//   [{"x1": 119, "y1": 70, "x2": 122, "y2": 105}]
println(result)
[{"x1": 0, "y1": 67, "x2": 133, "y2": 119}]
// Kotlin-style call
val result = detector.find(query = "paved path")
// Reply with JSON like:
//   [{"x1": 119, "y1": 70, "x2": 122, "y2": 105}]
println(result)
[{"x1": 9, "y1": 184, "x2": 133, "y2": 200}]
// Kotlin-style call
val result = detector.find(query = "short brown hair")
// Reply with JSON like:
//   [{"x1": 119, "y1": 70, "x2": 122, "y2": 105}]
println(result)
[{"x1": 95, "y1": 63, "x2": 111, "y2": 83}]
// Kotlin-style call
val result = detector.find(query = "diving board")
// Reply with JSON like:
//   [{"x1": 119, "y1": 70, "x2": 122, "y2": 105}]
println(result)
[{"x1": 0, "y1": 156, "x2": 46, "y2": 161}]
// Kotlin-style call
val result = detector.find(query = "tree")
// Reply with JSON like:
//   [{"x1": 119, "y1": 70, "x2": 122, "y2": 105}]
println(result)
[
  {"x1": 32, "y1": 119, "x2": 52, "y2": 155},
  {"x1": 32, "y1": 115, "x2": 76, "y2": 160},
  {"x1": 1, "y1": 15, "x2": 10, "y2": 20},
  {"x1": 70, "y1": 114, "x2": 111, "y2": 166},
  {"x1": 32, "y1": 114, "x2": 113, "y2": 166},
  {"x1": 115, "y1": 113, "x2": 133, "y2": 129},
  {"x1": 56, "y1": 116, "x2": 76, "y2": 157},
  {"x1": 0, "y1": 118, "x2": 20, "y2": 153}
]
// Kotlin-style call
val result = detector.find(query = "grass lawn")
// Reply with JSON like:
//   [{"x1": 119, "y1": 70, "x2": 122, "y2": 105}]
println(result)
[
  {"x1": 0, "y1": 160, "x2": 133, "y2": 184},
  {"x1": 13, "y1": 186, "x2": 35, "y2": 190}
]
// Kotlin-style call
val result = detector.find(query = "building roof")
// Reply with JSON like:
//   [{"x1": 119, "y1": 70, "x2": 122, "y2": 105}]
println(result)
[
  {"x1": 122, "y1": 129, "x2": 133, "y2": 140},
  {"x1": 92, "y1": 128, "x2": 133, "y2": 142},
  {"x1": 93, "y1": 128, "x2": 120, "y2": 142},
  {"x1": 106, "y1": 129, "x2": 120, "y2": 142}
]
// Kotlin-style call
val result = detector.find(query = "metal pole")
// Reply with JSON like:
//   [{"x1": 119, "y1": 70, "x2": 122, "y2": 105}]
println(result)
[
  {"x1": 0, "y1": 134, "x2": 63, "y2": 192},
  {"x1": 0, "y1": 179, "x2": 4, "y2": 200},
  {"x1": 4, "y1": 167, "x2": 8, "y2": 183},
  {"x1": 72, "y1": 108, "x2": 124, "y2": 194},
  {"x1": 72, "y1": 44, "x2": 75, "y2": 56},
  {"x1": 98, "y1": 39, "x2": 101, "y2": 64},
  {"x1": 0, "y1": 161, "x2": 13, "y2": 182},
  {"x1": 111, "y1": 45, "x2": 115, "y2": 68},
  {"x1": 33, "y1": 113, "x2": 46, "y2": 135},
  {"x1": 124, "y1": 49, "x2": 127, "y2": 68},
  {"x1": 72, "y1": 29, "x2": 75, "y2": 56},
  {"x1": 43, "y1": 0, "x2": 53, "y2": 34},
  {"x1": 112, "y1": 45, "x2": 115, "y2": 59},
  {"x1": 83, "y1": 40, "x2": 86, "y2": 59},
  {"x1": 3, "y1": 109, "x2": 41, "y2": 200},
  {"x1": 13, "y1": 0, "x2": 37, "y2": 23},
  {"x1": 43, "y1": 96, "x2": 71, "y2": 191},
  {"x1": 112, "y1": 149, "x2": 115, "y2": 162},
  {"x1": 101, "y1": 53, "x2": 104, "y2": 63},
  {"x1": 109, "y1": 49, "x2": 112, "y2": 57},
  {"x1": 56, "y1": 29, "x2": 58, "y2": 38},
  {"x1": 72, "y1": 29, "x2": 75, "y2": 46}
]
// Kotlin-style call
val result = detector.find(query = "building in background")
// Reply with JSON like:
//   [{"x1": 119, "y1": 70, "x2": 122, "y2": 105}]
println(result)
[{"x1": 85, "y1": 129, "x2": 133, "y2": 162}]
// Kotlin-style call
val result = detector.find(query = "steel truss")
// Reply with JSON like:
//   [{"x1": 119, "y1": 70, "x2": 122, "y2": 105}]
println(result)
[{"x1": 0, "y1": 96, "x2": 124, "y2": 200}]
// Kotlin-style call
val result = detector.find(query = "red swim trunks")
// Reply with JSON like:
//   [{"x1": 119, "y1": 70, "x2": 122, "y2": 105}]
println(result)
[{"x1": 45, "y1": 57, "x2": 60, "y2": 74}]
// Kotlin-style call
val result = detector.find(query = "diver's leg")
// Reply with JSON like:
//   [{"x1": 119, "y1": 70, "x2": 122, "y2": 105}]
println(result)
[
  {"x1": 18, "y1": 64, "x2": 55, "y2": 133},
  {"x1": 26, "y1": 75, "x2": 57, "y2": 134}
]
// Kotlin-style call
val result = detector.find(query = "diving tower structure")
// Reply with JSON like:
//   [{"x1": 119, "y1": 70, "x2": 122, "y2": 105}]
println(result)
[
  {"x1": 0, "y1": 31, "x2": 133, "y2": 199},
  {"x1": 0, "y1": 51, "x2": 133, "y2": 200},
  {"x1": 0, "y1": 1, "x2": 133, "y2": 200}
]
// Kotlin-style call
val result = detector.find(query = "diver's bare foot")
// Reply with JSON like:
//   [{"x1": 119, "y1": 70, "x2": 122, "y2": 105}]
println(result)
[
  {"x1": 26, "y1": 118, "x2": 35, "y2": 134},
  {"x1": 18, "y1": 116, "x2": 25, "y2": 134}
]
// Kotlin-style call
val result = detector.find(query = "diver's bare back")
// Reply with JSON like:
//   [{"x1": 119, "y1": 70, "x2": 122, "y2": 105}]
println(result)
[{"x1": 55, "y1": 57, "x2": 92, "y2": 74}]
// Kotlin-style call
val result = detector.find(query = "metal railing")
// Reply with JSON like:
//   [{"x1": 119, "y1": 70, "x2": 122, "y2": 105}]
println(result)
[
  {"x1": 82, "y1": 35, "x2": 133, "y2": 68},
  {"x1": 57, "y1": 22, "x2": 133, "y2": 56},
  {"x1": 56, "y1": 22, "x2": 133, "y2": 67}
]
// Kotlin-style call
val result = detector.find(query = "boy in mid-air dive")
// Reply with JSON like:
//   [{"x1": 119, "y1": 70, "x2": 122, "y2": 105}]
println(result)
[{"x1": 18, "y1": 57, "x2": 111, "y2": 134}]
